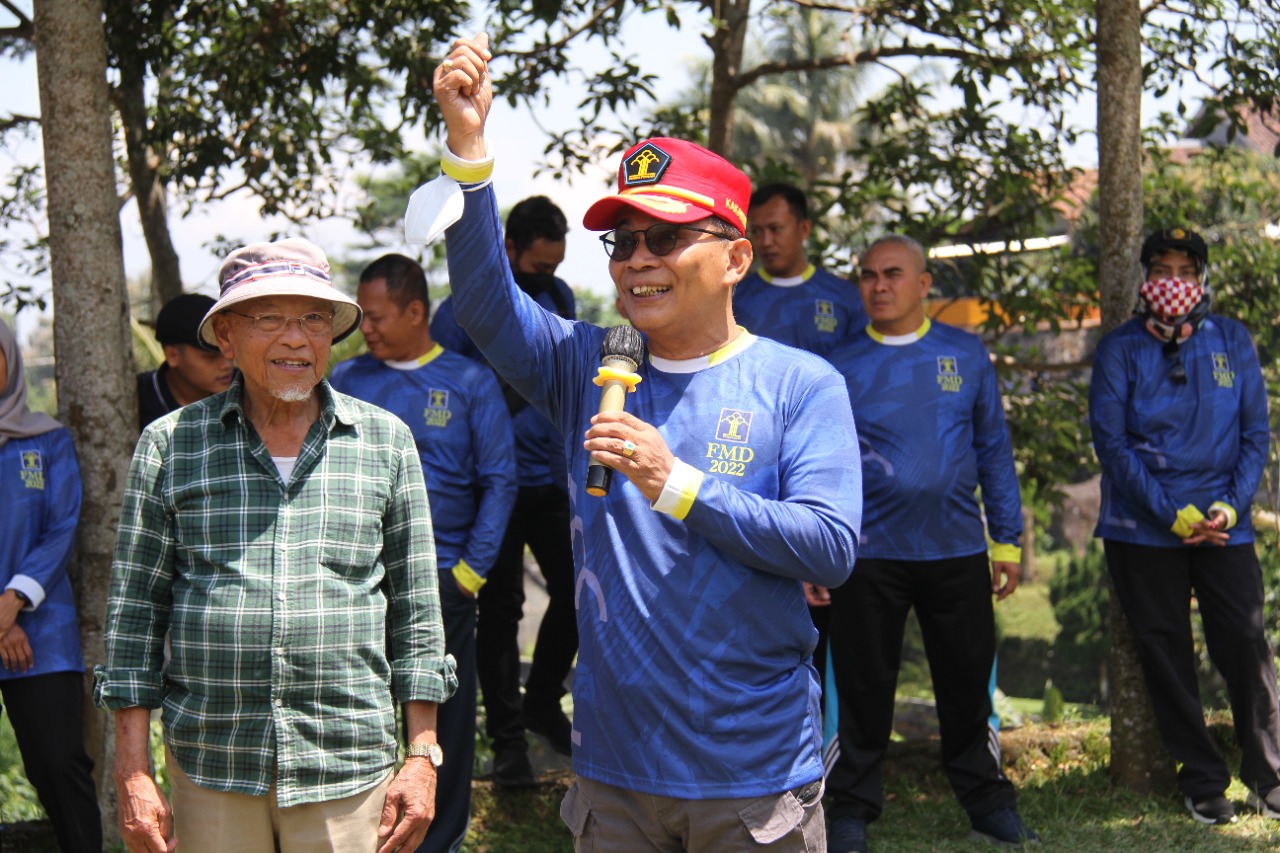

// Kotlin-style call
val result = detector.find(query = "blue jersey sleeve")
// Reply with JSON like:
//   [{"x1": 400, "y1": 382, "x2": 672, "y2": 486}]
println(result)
[
  {"x1": 683, "y1": 369, "x2": 859, "y2": 588},
  {"x1": 463, "y1": 369, "x2": 517, "y2": 576},
  {"x1": 971, "y1": 350, "x2": 1023, "y2": 547},
  {"x1": 20, "y1": 429, "x2": 82, "y2": 599},
  {"x1": 1089, "y1": 329, "x2": 1181, "y2": 527},
  {"x1": 445, "y1": 186, "x2": 583, "y2": 429}
]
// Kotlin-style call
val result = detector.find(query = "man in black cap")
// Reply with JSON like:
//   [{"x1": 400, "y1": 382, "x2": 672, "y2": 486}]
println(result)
[
  {"x1": 137, "y1": 293, "x2": 234, "y2": 430},
  {"x1": 1090, "y1": 226, "x2": 1280, "y2": 825}
]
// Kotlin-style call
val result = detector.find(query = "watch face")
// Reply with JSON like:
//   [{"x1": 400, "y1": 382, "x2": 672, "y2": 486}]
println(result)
[{"x1": 409, "y1": 742, "x2": 443, "y2": 766}]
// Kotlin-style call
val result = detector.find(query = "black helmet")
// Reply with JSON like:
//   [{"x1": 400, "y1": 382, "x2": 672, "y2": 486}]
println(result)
[{"x1": 1140, "y1": 227, "x2": 1208, "y2": 272}]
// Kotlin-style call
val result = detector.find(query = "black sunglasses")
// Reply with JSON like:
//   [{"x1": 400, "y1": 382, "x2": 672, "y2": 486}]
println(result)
[{"x1": 600, "y1": 223, "x2": 731, "y2": 261}]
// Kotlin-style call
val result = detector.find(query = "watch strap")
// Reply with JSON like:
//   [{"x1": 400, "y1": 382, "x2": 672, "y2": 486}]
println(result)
[{"x1": 406, "y1": 741, "x2": 443, "y2": 767}]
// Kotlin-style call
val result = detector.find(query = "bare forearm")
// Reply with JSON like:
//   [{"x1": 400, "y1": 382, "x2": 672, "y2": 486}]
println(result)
[
  {"x1": 403, "y1": 700, "x2": 439, "y2": 746},
  {"x1": 114, "y1": 706, "x2": 154, "y2": 779}
]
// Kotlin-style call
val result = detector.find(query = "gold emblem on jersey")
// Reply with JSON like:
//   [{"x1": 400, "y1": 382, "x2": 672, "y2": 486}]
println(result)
[
  {"x1": 1212, "y1": 352, "x2": 1235, "y2": 388},
  {"x1": 814, "y1": 299, "x2": 837, "y2": 334},
  {"x1": 937, "y1": 356, "x2": 963, "y2": 393},
  {"x1": 424, "y1": 389, "x2": 453, "y2": 428},
  {"x1": 705, "y1": 408, "x2": 755, "y2": 477},
  {"x1": 20, "y1": 449, "x2": 44, "y2": 490}
]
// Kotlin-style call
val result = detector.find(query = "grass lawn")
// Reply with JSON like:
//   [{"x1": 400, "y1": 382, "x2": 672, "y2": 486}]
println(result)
[
  {"x1": 465, "y1": 721, "x2": 1280, "y2": 852},
  {"x1": 7, "y1": 710, "x2": 1280, "y2": 851}
]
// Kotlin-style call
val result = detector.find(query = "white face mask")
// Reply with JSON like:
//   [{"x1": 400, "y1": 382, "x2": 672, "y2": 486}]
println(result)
[{"x1": 404, "y1": 176, "x2": 465, "y2": 246}]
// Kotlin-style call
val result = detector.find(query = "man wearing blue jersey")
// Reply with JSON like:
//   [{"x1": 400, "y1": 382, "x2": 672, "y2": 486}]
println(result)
[
  {"x1": 431, "y1": 34, "x2": 861, "y2": 852},
  {"x1": 432, "y1": 196, "x2": 580, "y2": 784},
  {"x1": 1091, "y1": 227, "x2": 1280, "y2": 826},
  {"x1": 822, "y1": 235, "x2": 1036, "y2": 852},
  {"x1": 330, "y1": 253, "x2": 517, "y2": 852},
  {"x1": 732, "y1": 183, "x2": 866, "y2": 357}
]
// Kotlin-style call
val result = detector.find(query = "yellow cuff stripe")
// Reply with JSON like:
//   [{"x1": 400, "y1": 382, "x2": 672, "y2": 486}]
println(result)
[
  {"x1": 441, "y1": 150, "x2": 494, "y2": 184},
  {"x1": 452, "y1": 560, "x2": 486, "y2": 595},
  {"x1": 1171, "y1": 504, "x2": 1206, "y2": 539},
  {"x1": 593, "y1": 366, "x2": 643, "y2": 391},
  {"x1": 670, "y1": 470, "x2": 704, "y2": 521},
  {"x1": 990, "y1": 543, "x2": 1022, "y2": 564},
  {"x1": 1209, "y1": 501, "x2": 1238, "y2": 530}
]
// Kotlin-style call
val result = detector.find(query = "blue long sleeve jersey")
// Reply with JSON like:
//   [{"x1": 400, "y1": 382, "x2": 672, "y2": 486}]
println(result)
[
  {"x1": 330, "y1": 347, "x2": 517, "y2": 576},
  {"x1": 732, "y1": 265, "x2": 867, "y2": 357},
  {"x1": 826, "y1": 319, "x2": 1022, "y2": 560},
  {"x1": 1089, "y1": 315, "x2": 1269, "y2": 546},
  {"x1": 1, "y1": 427, "x2": 85, "y2": 680},
  {"x1": 433, "y1": 290, "x2": 574, "y2": 490},
  {"x1": 445, "y1": 184, "x2": 861, "y2": 799}
]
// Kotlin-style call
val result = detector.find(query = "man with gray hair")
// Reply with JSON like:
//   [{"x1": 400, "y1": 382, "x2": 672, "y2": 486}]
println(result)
[
  {"x1": 820, "y1": 235, "x2": 1035, "y2": 851},
  {"x1": 97, "y1": 237, "x2": 456, "y2": 853}
]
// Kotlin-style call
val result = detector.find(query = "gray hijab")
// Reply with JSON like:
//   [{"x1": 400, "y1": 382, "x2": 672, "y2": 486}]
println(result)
[{"x1": 0, "y1": 318, "x2": 61, "y2": 449}]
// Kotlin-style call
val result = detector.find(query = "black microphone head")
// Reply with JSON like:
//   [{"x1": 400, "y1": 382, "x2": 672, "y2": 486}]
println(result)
[{"x1": 600, "y1": 325, "x2": 646, "y2": 368}]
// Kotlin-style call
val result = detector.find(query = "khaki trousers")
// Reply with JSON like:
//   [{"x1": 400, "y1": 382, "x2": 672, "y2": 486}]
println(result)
[
  {"x1": 561, "y1": 775, "x2": 825, "y2": 852},
  {"x1": 166, "y1": 746, "x2": 391, "y2": 853}
]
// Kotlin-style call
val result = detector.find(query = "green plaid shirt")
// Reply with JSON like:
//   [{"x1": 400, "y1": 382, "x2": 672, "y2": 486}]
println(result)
[{"x1": 95, "y1": 376, "x2": 456, "y2": 807}]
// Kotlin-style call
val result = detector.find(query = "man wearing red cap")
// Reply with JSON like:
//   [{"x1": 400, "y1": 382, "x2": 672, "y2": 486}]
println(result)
[
  {"x1": 98, "y1": 237, "x2": 456, "y2": 853},
  {"x1": 1091, "y1": 226, "x2": 1280, "y2": 826},
  {"x1": 431, "y1": 34, "x2": 861, "y2": 852}
]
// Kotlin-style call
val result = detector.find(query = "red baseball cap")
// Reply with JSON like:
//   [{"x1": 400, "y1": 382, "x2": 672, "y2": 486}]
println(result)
[{"x1": 583, "y1": 137, "x2": 751, "y2": 233}]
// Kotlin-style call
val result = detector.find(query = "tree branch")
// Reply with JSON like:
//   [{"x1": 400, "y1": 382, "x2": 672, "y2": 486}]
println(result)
[
  {"x1": 498, "y1": 0, "x2": 628, "y2": 59},
  {"x1": 735, "y1": 42, "x2": 1053, "y2": 90},
  {"x1": 788, "y1": 0, "x2": 878, "y2": 14},
  {"x1": 0, "y1": 112, "x2": 39, "y2": 132},
  {"x1": 0, "y1": 0, "x2": 33, "y2": 40}
]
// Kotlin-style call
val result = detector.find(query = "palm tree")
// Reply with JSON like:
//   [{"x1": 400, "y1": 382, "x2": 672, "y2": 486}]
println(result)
[{"x1": 731, "y1": 6, "x2": 871, "y2": 184}]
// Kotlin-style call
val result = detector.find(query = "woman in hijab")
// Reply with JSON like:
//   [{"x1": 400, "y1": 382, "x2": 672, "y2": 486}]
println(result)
[{"x1": 0, "y1": 318, "x2": 101, "y2": 852}]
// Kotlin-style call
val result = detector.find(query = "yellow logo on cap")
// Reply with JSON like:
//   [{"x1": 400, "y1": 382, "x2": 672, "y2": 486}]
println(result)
[
  {"x1": 624, "y1": 143, "x2": 672, "y2": 187},
  {"x1": 1171, "y1": 228, "x2": 1186, "y2": 239},
  {"x1": 725, "y1": 197, "x2": 746, "y2": 229}
]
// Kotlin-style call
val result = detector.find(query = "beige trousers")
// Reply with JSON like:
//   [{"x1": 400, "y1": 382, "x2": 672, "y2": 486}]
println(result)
[{"x1": 166, "y1": 746, "x2": 392, "y2": 853}]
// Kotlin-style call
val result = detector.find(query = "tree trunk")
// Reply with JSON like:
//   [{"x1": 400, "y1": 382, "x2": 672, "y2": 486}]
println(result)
[
  {"x1": 34, "y1": 0, "x2": 136, "y2": 841},
  {"x1": 703, "y1": 0, "x2": 752, "y2": 157},
  {"x1": 1096, "y1": 0, "x2": 1176, "y2": 794},
  {"x1": 116, "y1": 74, "x2": 184, "y2": 315}
]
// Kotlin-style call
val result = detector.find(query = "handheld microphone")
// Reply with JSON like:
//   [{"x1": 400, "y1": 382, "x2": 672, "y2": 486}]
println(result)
[{"x1": 586, "y1": 325, "x2": 646, "y2": 497}]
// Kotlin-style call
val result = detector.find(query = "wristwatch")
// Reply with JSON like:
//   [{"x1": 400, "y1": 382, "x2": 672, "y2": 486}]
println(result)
[
  {"x1": 10, "y1": 589, "x2": 30, "y2": 607},
  {"x1": 406, "y1": 742, "x2": 444, "y2": 767}
]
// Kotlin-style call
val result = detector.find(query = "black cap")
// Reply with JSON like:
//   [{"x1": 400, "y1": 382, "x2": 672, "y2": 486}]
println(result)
[
  {"x1": 155, "y1": 293, "x2": 217, "y2": 347},
  {"x1": 1140, "y1": 227, "x2": 1208, "y2": 269}
]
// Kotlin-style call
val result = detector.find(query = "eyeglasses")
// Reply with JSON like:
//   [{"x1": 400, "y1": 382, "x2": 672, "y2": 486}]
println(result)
[
  {"x1": 599, "y1": 223, "x2": 731, "y2": 261},
  {"x1": 226, "y1": 310, "x2": 334, "y2": 335}
]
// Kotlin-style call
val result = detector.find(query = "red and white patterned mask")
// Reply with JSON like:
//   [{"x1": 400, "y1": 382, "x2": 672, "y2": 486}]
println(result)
[{"x1": 1140, "y1": 277, "x2": 1203, "y2": 321}]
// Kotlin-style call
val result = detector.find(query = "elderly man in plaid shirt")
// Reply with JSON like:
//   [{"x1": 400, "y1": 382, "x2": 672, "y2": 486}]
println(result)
[{"x1": 96, "y1": 238, "x2": 457, "y2": 853}]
